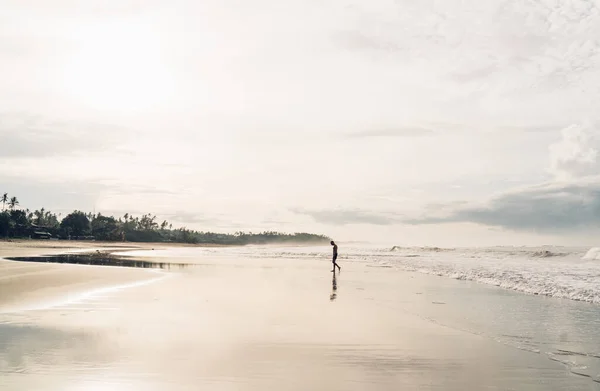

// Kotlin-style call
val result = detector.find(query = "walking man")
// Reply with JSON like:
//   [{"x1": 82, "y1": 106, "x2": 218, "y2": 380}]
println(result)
[{"x1": 331, "y1": 240, "x2": 341, "y2": 272}]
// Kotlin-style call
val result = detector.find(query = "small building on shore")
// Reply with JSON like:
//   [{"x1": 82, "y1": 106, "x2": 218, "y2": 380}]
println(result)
[{"x1": 31, "y1": 231, "x2": 52, "y2": 239}]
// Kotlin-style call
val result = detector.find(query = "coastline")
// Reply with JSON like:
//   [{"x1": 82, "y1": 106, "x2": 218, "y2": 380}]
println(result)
[
  {"x1": 0, "y1": 239, "x2": 235, "y2": 259},
  {"x1": 0, "y1": 240, "x2": 329, "y2": 313}
]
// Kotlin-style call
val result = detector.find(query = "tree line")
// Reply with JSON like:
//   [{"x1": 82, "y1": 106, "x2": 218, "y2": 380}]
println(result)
[{"x1": 0, "y1": 193, "x2": 330, "y2": 245}]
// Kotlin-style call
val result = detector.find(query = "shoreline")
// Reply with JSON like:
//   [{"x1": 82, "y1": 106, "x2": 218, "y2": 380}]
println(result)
[
  {"x1": 0, "y1": 239, "x2": 329, "y2": 259},
  {"x1": 0, "y1": 239, "x2": 237, "y2": 260},
  {"x1": 0, "y1": 240, "x2": 326, "y2": 313},
  {"x1": 0, "y1": 240, "x2": 177, "y2": 313}
]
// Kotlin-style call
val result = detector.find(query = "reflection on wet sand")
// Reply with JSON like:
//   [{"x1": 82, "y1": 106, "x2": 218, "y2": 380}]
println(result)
[
  {"x1": 330, "y1": 271, "x2": 337, "y2": 301},
  {"x1": 0, "y1": 323, "x2": 113, "y2": 372},
  {"x1": 5, "y1": 253, "x2": 190, "y2": 270}
]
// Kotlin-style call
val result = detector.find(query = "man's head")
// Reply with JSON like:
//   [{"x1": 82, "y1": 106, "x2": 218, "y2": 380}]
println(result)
[{"x1": 330, "y1": 241, "x2": 335, "y2": 246}]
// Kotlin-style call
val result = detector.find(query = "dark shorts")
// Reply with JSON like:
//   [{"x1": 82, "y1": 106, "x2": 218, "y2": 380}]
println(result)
[{"x1": 333, "y1": 254, "x2": 338, "y2": 262}]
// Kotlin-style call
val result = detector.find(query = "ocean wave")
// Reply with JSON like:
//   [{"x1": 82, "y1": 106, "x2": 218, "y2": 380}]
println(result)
[
  {"x1": 530, "y1": 250, "x2": 568, "y2": 258},
  {"x1": 388, "y1": 248, "x2": 600, "y2": 303},
  {"x1": 359, "y1": 245, "x2": 596, "y2": 304},
  {"x1": 389, "y1": 246, "x2": 573, "y2": 258},
  {"x1": 402, "y1": 267, "x2": 600, "y2": 303},
  {"x1": 390, "y1": 246, "x2": 454, "y2": 252},
  {"x1": 583, "y1": 248, "x2": 600, "y2": 261}
]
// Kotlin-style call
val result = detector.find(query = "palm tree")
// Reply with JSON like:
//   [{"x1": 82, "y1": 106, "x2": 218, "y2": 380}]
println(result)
[
  {"x1": 8, "y1": 197, "x2": 19, "y2": 210},
  {"x1": 34, "y1": 208, "x2": 45, "y2": 225},
  {"x1": 1, "y1": 193, "x2": 7, "y2": 211}
]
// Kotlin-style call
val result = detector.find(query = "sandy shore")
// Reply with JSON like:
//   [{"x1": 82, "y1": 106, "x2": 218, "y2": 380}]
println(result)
[
  {"x1": 0, "y1": 240, "x2": 180, "y2": 312},
  {"x1": 0, "y1": 239, "x2": 215, "y2": 258},
  {"x1": 0, "y1": 243, "x2": 595, "y2": 390}
]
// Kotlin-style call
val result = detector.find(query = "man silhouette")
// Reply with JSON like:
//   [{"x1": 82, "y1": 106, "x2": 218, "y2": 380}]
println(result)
[{"x1": 330, "y1": 240, "x2": 341, "y2": 272}]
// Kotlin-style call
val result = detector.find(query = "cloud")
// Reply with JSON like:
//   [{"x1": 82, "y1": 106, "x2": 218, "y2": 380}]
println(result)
[
  {"x1": 167, "y1": 211, "x2": 220, "y2": 225},
  {"x1": 398, "y1": 122, "x2": 600, "y2": 233},
  {"x1": 405, "y1": 179, "x2": 600, "y2": 232},
  {"x1": 498, "y1": 125, "x2": 562, "y2": 134},
  {"x1": 292, "y1": 208, "x2": 398, "y2": 226},
  {"x1": 344, "y1": 127, "x2": 434, "y2": 138},
  {"x1": 1, "y1": 0, "x2": 160, "y2": 18},
  {"x1": 0, "y1": 0, "x2": 599, "y2": 245},
  {"x1": 0, "y1": 112, "x2": 129, "y2": 158},
  {"x1": 333, "y1": 30, "x2": 405, "y2": 54},
  {"x1": 0, "y1": 177, "x2": 109, "y2": 213},
  {"x1": 448, "y1": 65, "x2": 499, "y2": 83},
  {"x1": 548, "y1": 122, "x2": 599, "y2": 180}
]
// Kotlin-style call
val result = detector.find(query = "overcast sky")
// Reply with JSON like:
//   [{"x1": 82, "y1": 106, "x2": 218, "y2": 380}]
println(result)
[{"x1": 1, "y1": 0, "x2": 600, "y2": 246}]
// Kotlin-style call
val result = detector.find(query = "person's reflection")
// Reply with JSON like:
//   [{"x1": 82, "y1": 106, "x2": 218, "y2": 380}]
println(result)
[{"x1": 330, "y1": 270, "x2": 338, "y2": 301}]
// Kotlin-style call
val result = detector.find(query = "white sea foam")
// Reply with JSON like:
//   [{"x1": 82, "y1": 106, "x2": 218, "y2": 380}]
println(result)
[
  {"x1": 378, "y1": 246, "x2": 600, "y2": 304},
  {"x1": 582, "y1": 247, "x2": 600, "y2": 261},
  {"x1": 255, "y1": 245, "x2": 600, "y2": 304}
]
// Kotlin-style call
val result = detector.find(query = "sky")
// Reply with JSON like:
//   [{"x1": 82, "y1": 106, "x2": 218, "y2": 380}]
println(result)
[{"x1": 1, "y1": 0, "x2": 600, "y2": 246}]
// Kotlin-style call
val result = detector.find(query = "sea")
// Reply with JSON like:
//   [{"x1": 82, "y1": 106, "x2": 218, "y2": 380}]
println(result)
[
  {"x1": 2, "y1": 243, "x2": 600, "y2": 389},
  {"x1": 116, "y1": 243, "x2": 600, "y2": 383}
]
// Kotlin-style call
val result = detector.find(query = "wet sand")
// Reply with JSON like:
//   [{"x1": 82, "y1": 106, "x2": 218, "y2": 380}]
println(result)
[
  {"x1": 0, "y1": 244, "x2": 596, "y2": 390},
  {"x1": 0, "y1": 240, "x2": 183, "y2": 311},
  {"x1": 0, "y1": 239, "x2": 208, "y2": 258}
]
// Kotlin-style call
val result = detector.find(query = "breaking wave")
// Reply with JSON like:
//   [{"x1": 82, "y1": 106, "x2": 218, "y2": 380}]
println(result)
[
  {"x1": 384, "y1": 246, "x2": 600, "y2": 303},
  {"x1": 583, "y1": 247, "x2": 600, "y2": 261},
  {"x1": 390, "y1": 246, "x2": 454, "y2": 252},
  {"x1": 531, "y1": 250, "x2": 568, "y2": 258}
]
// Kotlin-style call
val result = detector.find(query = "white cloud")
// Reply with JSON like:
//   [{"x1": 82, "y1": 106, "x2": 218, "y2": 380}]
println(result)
[
  {"x1": 396, "y1": 121, "x2": 600, "y2": 235},
  {"x1": 549, "y1": 122, "x2": 600, "y2": 180}
]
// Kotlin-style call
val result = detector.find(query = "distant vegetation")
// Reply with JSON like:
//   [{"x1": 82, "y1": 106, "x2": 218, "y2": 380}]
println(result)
[{"x1": 0, "y1": 193, "x2": 330, "y2": 245}]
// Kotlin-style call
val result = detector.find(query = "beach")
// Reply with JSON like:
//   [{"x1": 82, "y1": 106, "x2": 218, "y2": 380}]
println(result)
[
  {"x1": 0, "y1": 240, "x2": 179, "y2": 312},
  {"x1": 1, "y1": 241, "x2": 599, "y2": 390}
]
